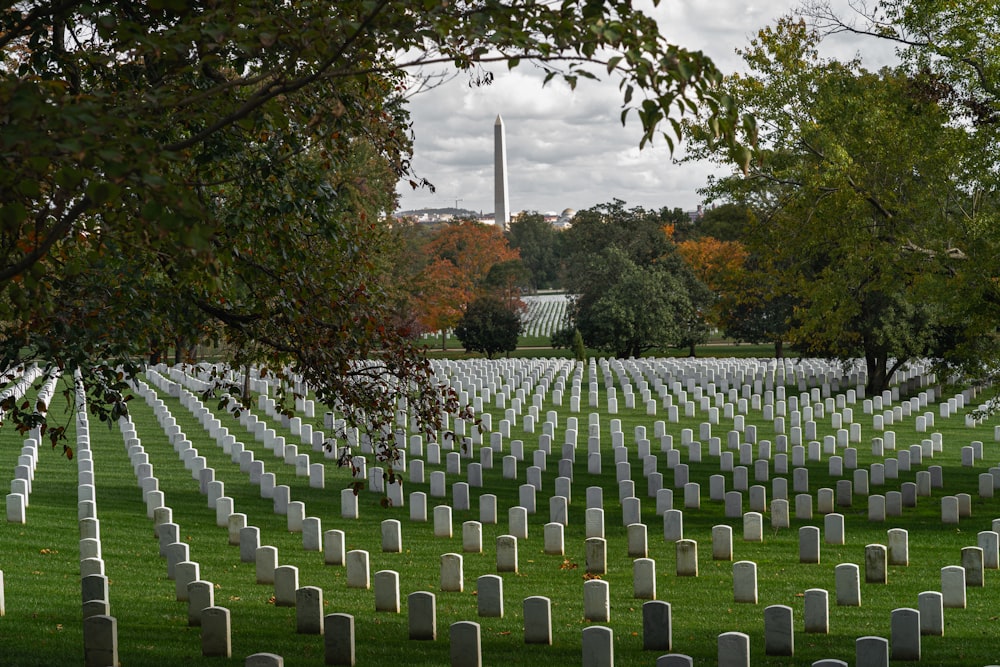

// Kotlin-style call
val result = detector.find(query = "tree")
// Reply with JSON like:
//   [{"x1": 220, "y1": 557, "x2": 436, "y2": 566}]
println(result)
[
  {"x1": 570, "y1": 247, "x2": 693, "y2": 358},
  {"x1": 506, "y1": 213, "x2": 563, "y2": 290},
  {"x1": 0, "y1": 1, "x2": 748, "y2": 456},
  {"x1": 687, "y1": 18, "x2": 979, "y2": 393},
  {"x1": 676, "y1": 235, "x2": 748, "y2": 327},
  {"x1": 484, "y1": 259, "x2": 531, "y2": 310},
  {"x1": 454, "y1": 296, "x2": 522, "y2": 359},
  {"x1": 562, "y1": 201, "x2": 713, "y2": 358},
  {"x1": 412, "y1": 221, "x2": 520, "y2": 349},
  {"x1": 802, "y1": 0, "x2": 1000, "y2": 397},
  {"x1": 693, "y1": 203, "x2": 752, "y2": 242}
]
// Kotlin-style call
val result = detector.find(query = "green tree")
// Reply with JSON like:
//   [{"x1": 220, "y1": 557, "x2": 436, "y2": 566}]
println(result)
[
  {"x1": 0, "y1": 1, "x2": 747, "y2": 453},
  {"x1": 563, "y1": 201, "x2": 712, "y2": 358},
  {"x1": 569, "y1": 246, "x2": 695, "y2": 358},
  {"x1": 804, "y1": 0, "x2": 1000, "y2": 395},
  {"x1": 688, "y1": 18, "x2": 977, "y2": 393},
  {"x1": 506, "y1": 213, "x2": 563, "y2": 289},
  {"x1": 454, "y1": 296, "x2": 522, "y2": 359},
  {"x1": 693, "y1": 203, "x2": 752, "y2": 242},
  {"x1": 484, "y1": 259, "x2": 531, "y2": 309}
]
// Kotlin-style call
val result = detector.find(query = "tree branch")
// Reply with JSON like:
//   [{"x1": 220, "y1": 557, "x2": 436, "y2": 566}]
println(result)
[
  {"x1": 0, "y1": 195, "x2": 92, "y2": 284},
  {"x1": 163, "y1": 0, "x2": 393, "y2": 153}
]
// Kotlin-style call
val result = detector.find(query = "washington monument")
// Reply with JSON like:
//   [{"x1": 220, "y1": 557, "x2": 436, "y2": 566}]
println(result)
[{"x1": 494, "y1": 114, "x2": 510, "y2": 231}]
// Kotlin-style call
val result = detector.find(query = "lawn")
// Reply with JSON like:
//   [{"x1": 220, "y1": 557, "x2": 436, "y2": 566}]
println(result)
[{"x1": 1, "y1": 356, "x2": 998, "y2": 666}]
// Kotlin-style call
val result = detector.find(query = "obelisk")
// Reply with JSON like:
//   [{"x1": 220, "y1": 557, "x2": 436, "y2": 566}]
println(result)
[{"x1": 494, "y1": 114, "x2": 510, "y2": 231}]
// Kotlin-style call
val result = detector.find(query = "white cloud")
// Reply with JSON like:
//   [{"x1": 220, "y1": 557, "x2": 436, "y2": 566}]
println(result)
[{"x1": 396, "y1": 0, "x2": 899, "y2": 215}]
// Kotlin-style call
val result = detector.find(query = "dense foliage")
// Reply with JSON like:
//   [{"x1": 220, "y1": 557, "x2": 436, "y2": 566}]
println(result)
[
  {"x1": 0, "y1": 1, "x2": 745, "y2": 453},
  {"x1": 561, "y1": 201, "x2": 711, "y2": 358},
  {"x1": 454, "y1": 295, "x2": 522, "y2": 359},
  {"x1": 687, "y1": 17, "x2": 997, "y2": 393}
]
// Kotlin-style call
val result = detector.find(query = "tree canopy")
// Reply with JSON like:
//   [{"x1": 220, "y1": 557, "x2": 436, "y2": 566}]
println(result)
[
  {"x1": 687, "y1": 17, "x2": 995, "y2": 393},
  {"x1": 0, "y1": 1, "x2": 748, "y2": 454},
  {"x1": 454, "y1": 295, "x2": 522, "y2": 359},
  {"x1": 562, "y1": 201, "x2": 711, "y2": 358}
]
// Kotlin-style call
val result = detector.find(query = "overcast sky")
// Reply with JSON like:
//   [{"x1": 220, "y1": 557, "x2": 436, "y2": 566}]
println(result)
[{"x1": 394, "y1": 0, "x2": 899, "y2": 216}]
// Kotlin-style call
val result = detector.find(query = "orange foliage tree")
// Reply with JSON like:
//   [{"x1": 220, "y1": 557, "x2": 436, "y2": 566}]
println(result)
[
  {"x1": 676, "y1": 236, "x2": 749, "y2": 327},
  {"x1": 413, "y1": 221, "x2": 520, "y2": 349}
]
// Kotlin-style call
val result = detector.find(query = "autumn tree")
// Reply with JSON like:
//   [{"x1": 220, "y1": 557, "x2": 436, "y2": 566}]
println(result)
[
  {"x1": 676, "y1": 235, "x2": 748, "y2": 327},
  {"x1": 411, "y1": 221, "x2": 520, "y2": 349}
]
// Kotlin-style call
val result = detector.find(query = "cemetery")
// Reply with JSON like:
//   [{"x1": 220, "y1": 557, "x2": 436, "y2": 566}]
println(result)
[{"x1": 3, "y1": 355, "x2": 1000, "y2": 666}]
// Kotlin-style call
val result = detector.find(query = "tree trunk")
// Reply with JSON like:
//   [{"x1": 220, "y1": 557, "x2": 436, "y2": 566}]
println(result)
[
  {"x1": 441, "y1": 330, "x2": 447, "y2": 351},
  {"x1": 774, "y1": 340, "x2": 783, "y2": 359},
  {"x1": 242, "y1": 364, "x2": 251, "y2": 409},
  {"x1": 688, "y1": 341, "x2": 697, "y2": 357},
  {"x1": 865, "y1": 349, "x2": 889, "y2": 396}
]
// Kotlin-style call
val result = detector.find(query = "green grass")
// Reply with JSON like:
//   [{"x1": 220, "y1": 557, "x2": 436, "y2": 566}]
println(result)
[{"x1": 1, "y1": 359, "x2": 999, "y2": 665}]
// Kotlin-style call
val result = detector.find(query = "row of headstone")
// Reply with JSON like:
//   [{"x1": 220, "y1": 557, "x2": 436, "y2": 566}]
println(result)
[{"x1": 133, "y1": 362, "x2": 992, "y2": 667}]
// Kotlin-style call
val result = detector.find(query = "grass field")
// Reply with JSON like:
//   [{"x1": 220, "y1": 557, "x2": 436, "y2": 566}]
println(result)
[{"x1": 1, "y1": 356, "x2": 999, "y2": 666}]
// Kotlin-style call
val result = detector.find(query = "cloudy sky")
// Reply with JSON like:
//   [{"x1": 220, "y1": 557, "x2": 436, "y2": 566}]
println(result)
[{"x1": 394, "y1": 0, "x2": 898, "y2": 216}]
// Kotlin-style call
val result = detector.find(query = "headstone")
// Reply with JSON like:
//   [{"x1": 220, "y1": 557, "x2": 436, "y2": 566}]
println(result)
[
  {"x1": 743, "y1": 512, "x2": 763, "y2": 542},
  {"x1": 544, "y1": 522, "x2": 565, "y2": 556},
  {"x1": 408, "y1": 591, "x2": 437, "y2": 640},
  {"x1": 835, "y1": 563, "x2": 860, "y2": 606},
  {"x1": 764, "y1": 604, "x2": 794, "y2": 656},
  {"x1": 496, "y1": 535, "x2": 518, "y2": 573},
  {"x1": 274, "y1": 565, "x2": 299, "y2": 607},
  {"x1": 962, "y1": 546, "x2": 984, "y2": 587},
  {"x1": 175, "y1": 561, "x2": 201, "y2": 602},
  {"x1": 382, "y1": 519, "x2": 402, "y2": 553},
  {"x1": 804, "y1": 588, "x2": 829, "y2": 634},
  {"x1": 890, "y1": 608, "x2": 920, "y2": 660},
  {"x1": 941, "y1": 565, "x2": 966, "y2": 608},
  {"x1": 583, "y1": 579, "x2": 610, "y2": 622},
  {"x1": 633, "y1": 557, "x2": 656, "y2": 600},
  {"x1": 187, "y1": 580, "x2": 214, "y2": 626},
  {"x1": 855, "y1": 636, "x2": 889, "y2": 667},
  {"x1": 325, "y1": 613, "x2": 356, "y2": 666},
  {"x1": 523, "y1": 596, "x2": 552, "y2": 645},
  {"x1": 712, "y1": 524, "x2": 733, "y2": 561},
  {"x1": 676, "y1": 539, "x2": 698, "y2": 577},
  {"x1": 917, "y1": 591, "x2": 943, "y2": 636},
  {"x1": 627, "y1": 523, "x2": 648, "y2": 558},
  {"x1": 440, "y1": 553, "x2": 464, "y2": 593},
  {"x1": 448, "y1": 621, "x2": 483, "y2": 667},
  {"x1": 202, "y1": 606, "x2": 232, "y2": 658},
  {"x1": 581, "y1": 626, "x2": 614, "y2": 667},
  {"x1": 346, "y1": 550, "x2": 370, "y2": 589},
  {"x1": 978, "y1": 530, "x2": 1000, "y2": 569},
  {"x1": 373, "y1": 569, "x2": 400, "y2": 613},
  {"x1": 800, "y1": 526, "x2": 821, "y2": 564},
  {"x1": 642, "y1": 600, "x2": 672, "y2": 651},
  {"x1": 434, "y1": 505, "x2": 453, "y2": 538},
  {"x1": 865, "y1": 544, "x2": 887, "y2": 584},
  {"x1": 733, "y1": 561, "x2": 758, "y2": 603},
  {"x1": 324, "y1": 529, "x2": 345, "y2": 566},
  {"x1": 887, "y1": 528, "x2": 908, "y2": 566},
  {"x1": 663, "y1": 509, "x2": 683, "y2": 542},
  {"x1": 824, "y1": 513, "x2": 845, "y2": 545},
  {"x1": 718, "y1": 631, "x2": 750, "y2": 667},
  {"x1": 83, "y1": 615, "x2": 118, "y2": 667},
  {"x1": 477, "y1": 574, "x2": 503, "y2": 617},
  {"x1": 296, "y1": 586, "x2": 324, "y2": 634}
]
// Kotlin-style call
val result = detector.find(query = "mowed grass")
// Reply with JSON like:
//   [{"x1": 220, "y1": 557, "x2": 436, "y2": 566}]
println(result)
[{"x1": 0, "y1": 359, "x2": 999, "y2": 666}]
